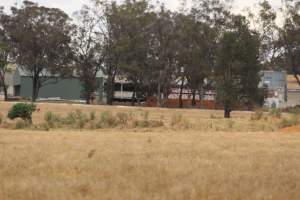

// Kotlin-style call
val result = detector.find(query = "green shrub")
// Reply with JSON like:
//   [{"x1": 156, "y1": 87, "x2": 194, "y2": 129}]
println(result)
[
  {"x1": 61, "y1": 110, "x2": 88, "y2": 128},
  {"x1": 100, "y1": 111, "x2": 117, "y2": 128},
  {"x1": 0, "y1": 114, "x2": 3, "y2": 125},
  {"x1": 63, "y1": 112, "x2": 77, "y2": 125},
  {"x1": 75, "y1": 110, "x2": 85, "y2": 119},
  {"x1": 44, "y1": 111, "x2": 61, "y2": 128},
  {"x1": 7, "y1": 103, "x2": 36, "y2": 122},
  {"x1": 78, "y1": 116, "x2": 87, "y2": 129},
  {"x1": 269, "y1": 108, "x2": 282, "y2": 118}
]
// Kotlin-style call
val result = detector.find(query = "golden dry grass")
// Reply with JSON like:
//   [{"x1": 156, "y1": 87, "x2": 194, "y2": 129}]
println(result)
[{"x1": 1, "y1": 102, "x2": 300, "y2": 200}]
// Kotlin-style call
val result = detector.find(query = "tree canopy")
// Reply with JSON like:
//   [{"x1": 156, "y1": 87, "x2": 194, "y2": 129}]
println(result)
[{"x1": 0, "y1": 0, "x2": 298, "y2": 117}]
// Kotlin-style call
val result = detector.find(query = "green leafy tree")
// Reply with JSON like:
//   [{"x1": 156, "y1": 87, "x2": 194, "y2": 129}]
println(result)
[
  {"x1": 256, "y1": 0, "x2": 280, "y2": 67},
  {"x1": 0, "y1": 41, "x2": 11, "y2": 101},
  {"x1": 0, "y1": 1, "x2": 73, "y2": 102},
  {"x1": 116, "y1": 0, "x2": 155, "y2": 105},
  {"x1": 0, "y1": 8, "x2": 11, "y2": 101},
  {"x1": 215, "y1": 16, "x2": 262, "y2": 118},
  {"x1": 92, "y1": 0, "x2": 126, "y2": 105},
  {"x1": 175, "y1": 13, "x2": 213, "y2": 107},
  {"x1": 149, "y1": 5, "x2": 178, "y2": 106},
  {"x1": 72, "y1": 5, "x2": 104, "y2": 104},
  {"x1": 279, "y1": 0, "x2": 300, "y2": 84}
]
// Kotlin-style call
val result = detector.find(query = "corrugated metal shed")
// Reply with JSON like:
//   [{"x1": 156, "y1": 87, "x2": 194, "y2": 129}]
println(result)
[{"x1": 261, "y1": 70, "x2": 287, "y2": 89}]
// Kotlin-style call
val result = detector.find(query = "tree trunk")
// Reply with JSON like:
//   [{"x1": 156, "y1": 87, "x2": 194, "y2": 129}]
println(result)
[
  {"x1": 131, "y1": 82, "x2": 137, "y2": 106},
  {"x1": 106, "y1": 75, "x2": 115, "y2": 105},
  {"x1": 191, "y1": 89, "x2": 196, "y2": 107},
  {"x1": 198, "y1": 89, "x2": 202, "y2": 109},
  {"x1": 157, "y1": 84, "x2": 161, "y2": 107},
  {"x1": 157, "y1": 70, "x2": 162, "y2": 107},
  {"x1": 293, "y1": 73, "x2": 300, "y2": 86},
  {"x1": 0, "y1": 71, "x2": 8, "y2": 101},
  {"x1": 288, "y1": 46, "x2": 300, "y2": 86},
  {"x1": 32, "y1": 76, "x2": 39, "y2": 102},
  {"x1": 179, "y1": 76, "x2": 184, "y2": 108},
  {"x1": 0, "y1": 78, "x2": 8, "y2": 101},
  {"x1": 224, "y1": 109, "x2": 231, "y2": 118},
  {"x1": 224, "y1": 103, "x2": 231, "y2": 118},
  {"x1": 86, "y1": 94, "x2": 91, "y2": 105},
  {"x1": 3, "y1": 85, "x2": 8, "y2": 101},
  {"x1": 162, "y1": 87, "x2": 169, "y2": 107}
]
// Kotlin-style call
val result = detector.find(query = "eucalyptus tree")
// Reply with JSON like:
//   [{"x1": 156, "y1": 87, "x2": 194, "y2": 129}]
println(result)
[
  {"x1": 116, "y1": 0, "x2": 156, "y2": 105},
  {"x1": 279, "y1": 0, "x2": 300, "y2": 84},
  {"x1": 258, "y1": 0, "x2": 281, "y2": 67},
  {"x1": 172, "y1": 0, "x2": 230, "y2": 108},
  {"x1": 247, "y1": 0, "x2": 281, "y2": 69},
  {"x1": 72, "y1": 5, "x2": 104, "y2": 104},
  {"x1": 0, "y1": 1, "x2": 73, "y2": 102},
  {"x1": 0, "y1": 7, "x2": 11, "y2": 101},
  {"x1": 149, "y1": 5, "x2": 178, "y2": 106},
  {"x1": 0, "y1": 40, "x2": 10, "y2": 101},
  {"x1": 175, "y1": 13, "x2": 213, "y2": 107},
  {"x1": 215, "y1": 15, "x2": 261, "y2": 118},
  {"x1": 92, "y1": 0, "x2": 127, "y2": 105}
]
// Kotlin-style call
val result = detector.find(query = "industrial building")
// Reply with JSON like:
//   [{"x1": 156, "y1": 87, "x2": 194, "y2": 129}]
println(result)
[
  {"x1": 260, "y1": 70, "x2": 287, "y2": 108},
  {"x1": 4, "y1": 66, "x2": 105, "y2": 103}
]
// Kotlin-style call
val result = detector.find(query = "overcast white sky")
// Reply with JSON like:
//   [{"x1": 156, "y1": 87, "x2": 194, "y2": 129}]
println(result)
[{"x1": 1, "y1": 0, "x2": 282, "y2": 16}]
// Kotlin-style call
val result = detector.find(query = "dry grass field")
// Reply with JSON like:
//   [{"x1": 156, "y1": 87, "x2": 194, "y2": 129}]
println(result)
[{"x1": 1, "y1": 102, "x2": 300, "y2": 200}]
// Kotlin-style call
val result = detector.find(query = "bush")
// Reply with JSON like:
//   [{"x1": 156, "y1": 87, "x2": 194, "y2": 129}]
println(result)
[
  {"x1": 63, "y1": 110, "x2": 88, "y2": 128},
  {"x1": 64, "y1": 112, "x2": 77, "y2": 125},
  {"x1": 0, "y1": 114, "x2": 3, "y2": 125},
  {"x1": 44, "y1": 111, "x2": 61, "y2": 128},
  {"x1": 78, "y1": 116, "x2": 87, "y2": 129},
  {"x1": 100, "y1": 111, "x2": 117, "y2": 128},
  {"x1": 7, "y1": 103, "x2": 36, "y2": 122},
  {"x1": 75, "y1": 110, "x2": 88, "y2": 128}
]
